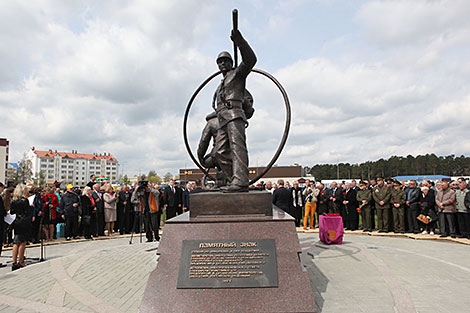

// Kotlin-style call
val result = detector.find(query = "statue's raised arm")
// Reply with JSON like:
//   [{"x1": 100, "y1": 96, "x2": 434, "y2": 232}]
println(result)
[{"x1": 231, "y1": 30, "x2": 257, "y2": 77}]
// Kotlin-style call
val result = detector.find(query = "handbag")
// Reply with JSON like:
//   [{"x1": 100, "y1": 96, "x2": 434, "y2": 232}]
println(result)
[{"x1": 417, "y1": 214, "x2": 430, "y2": 224}]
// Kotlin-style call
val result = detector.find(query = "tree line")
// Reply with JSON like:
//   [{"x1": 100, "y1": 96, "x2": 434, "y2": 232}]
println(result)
[{"x1": 304, "y1": 154, "x2": 470, "y2": 180}]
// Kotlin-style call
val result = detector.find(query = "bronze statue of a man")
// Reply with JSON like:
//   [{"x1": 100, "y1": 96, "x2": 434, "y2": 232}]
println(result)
[{"x1": 211, "y1": 29, "x2": 256, "y2": 192}]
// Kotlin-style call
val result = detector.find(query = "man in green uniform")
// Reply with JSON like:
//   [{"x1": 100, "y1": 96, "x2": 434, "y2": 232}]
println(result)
[
  {"x1": 356, "y1": 181, "x2": 372, "y2": 232},
  {"x1": 372, "y1": 177, "x2": 392, "y2": 232},
  {"x1": 390, "y1": 180, "x2": 406, "y2": 233}
]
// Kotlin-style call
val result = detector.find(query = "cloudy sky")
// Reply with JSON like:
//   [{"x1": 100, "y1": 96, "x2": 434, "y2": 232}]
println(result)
[{"x1": 1, "y1": 0, "x2": 470, "y2": 177}]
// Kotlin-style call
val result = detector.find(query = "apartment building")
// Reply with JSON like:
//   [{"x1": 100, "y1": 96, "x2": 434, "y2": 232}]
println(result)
[{"x1": 27, "y1": 148, "x2": 119, "y2": 186}]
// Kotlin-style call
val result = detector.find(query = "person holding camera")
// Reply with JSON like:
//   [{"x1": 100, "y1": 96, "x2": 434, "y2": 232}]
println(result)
[
  {"x1": 131, "y1": 182, "x2": 161, "y2": 242},
  {"x1": 10, "y1": 184, "x2": 33, "y2": 271},
  {"x1": 303, "y1": 180, "x2": 320, "y2": 230},
  {"x1": 59, "y1": 184, "x2": 81, "y2": 240}
]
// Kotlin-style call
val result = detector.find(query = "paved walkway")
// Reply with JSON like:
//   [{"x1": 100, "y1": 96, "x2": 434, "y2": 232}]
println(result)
[
  {"x1": 0, "y1": 232, "x2": 468, "y2": 312},
  {"x1": 0, "y1": 237, "x2": 158, "y2": 313},
  {"x1": 300, "y1": 233, "x2": 470, "y2": 313}
]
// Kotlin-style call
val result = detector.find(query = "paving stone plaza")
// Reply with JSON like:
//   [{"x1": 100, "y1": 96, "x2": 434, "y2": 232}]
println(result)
[{"x1": 0, "y1": 231, "x2": 468, "y2": 313}]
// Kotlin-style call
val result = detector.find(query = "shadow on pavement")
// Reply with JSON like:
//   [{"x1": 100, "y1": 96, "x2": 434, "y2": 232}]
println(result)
[{"x1": 299, "y1": 235, "x2": 364, "y2": 312}]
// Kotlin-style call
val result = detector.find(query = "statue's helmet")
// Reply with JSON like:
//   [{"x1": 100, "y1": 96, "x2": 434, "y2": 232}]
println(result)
[{"x1": 216, "y1": 51, "x2": 233, "y2": 63}]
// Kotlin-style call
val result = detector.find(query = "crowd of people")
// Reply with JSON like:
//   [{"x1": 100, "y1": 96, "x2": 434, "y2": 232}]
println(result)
[
  {"x1": 2, "y1": 173, "x2": 469, "y2": 271},
  {"x1": 268, "y1": 177, "x2": 470, "y2": 239},
  {"x1": 0, "y1": 175, "x2": 196, "y2": 271}
]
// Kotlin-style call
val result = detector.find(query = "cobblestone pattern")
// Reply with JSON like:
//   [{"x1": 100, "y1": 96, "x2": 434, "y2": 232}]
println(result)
[
  {"x1": 0, "y1": 232, "x2": 469, "y2": 312},
  {"x1": 0, "y1": 238, "x2": 157, "y2": 313}
]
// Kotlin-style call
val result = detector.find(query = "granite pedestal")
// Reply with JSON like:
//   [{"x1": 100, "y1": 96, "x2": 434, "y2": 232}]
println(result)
[{"x1": 140, "y1": 192, "x2": 317, "y2": 313}]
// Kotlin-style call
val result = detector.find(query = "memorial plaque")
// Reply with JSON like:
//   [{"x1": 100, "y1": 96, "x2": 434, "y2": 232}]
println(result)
[{"x1": 177, "y1": 239, "x2": 278, "y2": 289}]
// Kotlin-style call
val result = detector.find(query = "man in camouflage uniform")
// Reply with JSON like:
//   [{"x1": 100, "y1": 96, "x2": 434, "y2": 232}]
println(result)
[
  {"x1": 356, "y1": 181, "x2": 372, "y2": 232},
  {"x1": 372, "y1": 177, "x2": 392, "y2": 232},
  {"x1": 390, "y1": 180, "x2": 406, "y2": 233}
]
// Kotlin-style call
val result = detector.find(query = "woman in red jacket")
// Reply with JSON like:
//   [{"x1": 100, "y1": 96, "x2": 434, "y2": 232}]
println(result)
[{"x1": 42, "y1": 186, "x2": 59, "y2": 241}]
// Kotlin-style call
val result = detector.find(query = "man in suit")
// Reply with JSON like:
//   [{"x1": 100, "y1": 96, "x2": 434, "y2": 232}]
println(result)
[
  {"x1": 272, "y1": 179, "x2": 292, "y2": 214},
  {"x1": 164, "y1": 180, "x2": 182, "y2": 220},
  {"x1": 91, "y1": 183, "x2": 105, "y2": 236},
  {"x1": 405, "y1": 180, "x2": 422, "y2": 233},
  {"x1": 317, "y1": 183, "x2": 330, "y2": 216},
  {"x1": 174, "y1": 182, "x2": 184, "y2": 215},
  {"x1": 342, "y1": 182, "x2": 358, "y2": 230},
  {"x1": 351, "y1": 180, "x2": 359, "y2": 191},
  {"x1": 328, "y1": 181, "x2": 343, "y2": 214},
  {"x1": 182, "y1": 183, "x2": 191, "y2": 211}
]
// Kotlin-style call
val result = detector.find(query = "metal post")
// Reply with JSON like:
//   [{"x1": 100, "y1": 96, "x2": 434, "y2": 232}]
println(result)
[{"x1": 232, "y1": 9, "x2": 238, "y2": 68}]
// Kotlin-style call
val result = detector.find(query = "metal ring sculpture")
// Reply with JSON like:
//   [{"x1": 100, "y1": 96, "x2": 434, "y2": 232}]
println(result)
[{"x1": 183, "y1": 68, "x2": 291, "y2": 185}]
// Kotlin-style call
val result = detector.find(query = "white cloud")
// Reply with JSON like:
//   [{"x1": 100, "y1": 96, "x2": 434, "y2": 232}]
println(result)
[{"x1": 1, "y1": 0, "x2": 470, "y2": 179}]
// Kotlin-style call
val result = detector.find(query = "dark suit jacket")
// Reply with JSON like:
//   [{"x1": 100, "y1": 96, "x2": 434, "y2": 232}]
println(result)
[
  {"x1": 405, "y1": 187, "x2": 422, "y2": 209},
  {"x1": 272, "y1": 187, "x2": 292, "y2": 212},
  {"x1": 329, "y1": 187, "x2": 344, "y2": 210},
  {"x1": 343, "y1": 188, "x2": 358, "y2": 213},
  {"x1": 182, "y1": 189, "x2": 190, "y2": 209},
  {"x1": 92, "y1": 190, "x2": 104, "y2": 213},
  {"x1": 164, "y1": 186, "x2": 182, "y2": 207}
]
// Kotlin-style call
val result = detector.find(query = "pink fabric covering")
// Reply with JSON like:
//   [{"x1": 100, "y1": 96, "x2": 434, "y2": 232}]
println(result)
[{"x1": 319, "y1": 215, "x2": 344, "y2": 245}]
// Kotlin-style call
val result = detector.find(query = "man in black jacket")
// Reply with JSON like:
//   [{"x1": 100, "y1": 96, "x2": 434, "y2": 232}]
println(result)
[
  {"x1": 59, "y1": 184, "x2": 81, "y2": 240},
  {"x1": 91, "y1": 184, "x2": 105, "y2": 236},
  {"x1": 164, "y1": 180, "x2": 182, "y2": 220},
  {"x1": 405, "y1": 180, "x2": 422, "y2": 233},
  {"x1": 117, "y1": 186, "x2": 131, "y2": 235},
  {"x1": 86, "y1": 175, "x2": 96, "y2": 188},
  {"x1": 328, "y1": 182, "x2": 343, "y2": 214},
  {"x1": 342, "y1": 182, "x2": 358, "y2": 230},
  {"x1": 272, "y1": 180, "x2": 292, "y2": 214},
  {"x1": 182, "y1": 183, "x2": 191, "y2": 211}
]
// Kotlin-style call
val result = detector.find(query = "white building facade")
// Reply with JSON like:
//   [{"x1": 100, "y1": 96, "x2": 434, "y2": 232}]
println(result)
[
  {"x1": 0, "y1": 138, "x2": 9, "y2": 184},
  {"x1": 27, "y1": 148, "x2": 119, "y2": 187}
]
